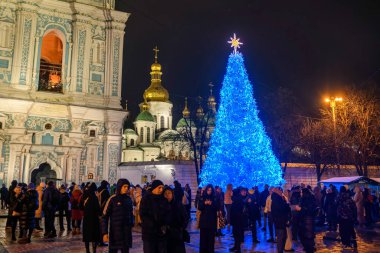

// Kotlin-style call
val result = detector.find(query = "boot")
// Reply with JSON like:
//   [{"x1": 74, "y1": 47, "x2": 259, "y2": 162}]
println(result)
[{"x1": 92, "y1": 242, "x2": 97, "y2": 253}]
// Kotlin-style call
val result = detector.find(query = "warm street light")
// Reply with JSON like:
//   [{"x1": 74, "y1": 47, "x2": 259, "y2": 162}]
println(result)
[{"x1": 325, "y1": 96, "x2": 343, "y2": 168}]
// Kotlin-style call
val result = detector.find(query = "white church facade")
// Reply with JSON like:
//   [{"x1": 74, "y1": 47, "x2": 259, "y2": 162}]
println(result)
[{"x1": 0, "y1": 0, "x2": 129, "y2": 185}]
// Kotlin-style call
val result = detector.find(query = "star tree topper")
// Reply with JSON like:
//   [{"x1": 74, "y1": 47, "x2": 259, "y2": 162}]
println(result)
[{"x1": 228, "y1": 33, "x2": 243, "y2": 54}]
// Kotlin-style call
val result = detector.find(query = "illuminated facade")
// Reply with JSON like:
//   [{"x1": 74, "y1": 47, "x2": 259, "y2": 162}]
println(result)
[{"x1": 0, "y1": 0, "x2": 129, "y2": 185}]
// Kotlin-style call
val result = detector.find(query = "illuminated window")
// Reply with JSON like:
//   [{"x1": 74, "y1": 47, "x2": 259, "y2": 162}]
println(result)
[
  {"x1": 140, "y1": 127, "x2": 144, "y2": 142},
  {"x1": 38, "y1": 31, "x2": 63, "y2": 93}
]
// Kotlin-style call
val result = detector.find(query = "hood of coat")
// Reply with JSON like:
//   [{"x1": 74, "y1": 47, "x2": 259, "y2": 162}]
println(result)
[{"x1": 116, "y1": 178, "x2": 130, "y2": 195}]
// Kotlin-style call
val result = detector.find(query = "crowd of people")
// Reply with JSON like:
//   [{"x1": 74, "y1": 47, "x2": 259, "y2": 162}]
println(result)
[
  {"x1": 193, "y1": 183, "x2": 379, "y2": 253},
  {"x1": 0, "y1": 179, "x2": 379, "y2": 253}
]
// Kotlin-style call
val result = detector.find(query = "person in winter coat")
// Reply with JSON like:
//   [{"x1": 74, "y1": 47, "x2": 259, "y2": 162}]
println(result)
[
  {"x1": 289, "y1": 185, "x2": 301, "y2": 240},
  {"x1": 1, "y1": 184, "x2": 8, "y2": 209},
  {"x1": 198, "y1": 184, "x2": 218, "y2": 253},
  {"x1": 97, "y1": 180, "x2": 110, "y2": 246},
  {"x1": 140, "y1": 180, "x2": 169, "y2": 253},
  {"x1": 134, "y1": 185, "x2": 143, "y2": 226},
  {"x1": 259, "y1": 184, "x2": 270, "y2": 230},
  {"x1": 9, "y1": 185, "x2": 23, "y2": 241},
  {"x1": 70, "y1": 185, "x2": 83, "y2": 234},
  {"x1": 102, "y1": 178, "x2": 134, "y2": 253},
  {"x1": 296, "y1": 188, "x2": 317, "y2": 253},
  {"x1": 215, "y1": 186, "x2": 225, "y2": 237},
  {"x1": 353, "y1": 186, "x2": 364, "y2": 226},
  {"x1": 58, "y1": 185, "x2": 71, "y2": 231},
  {"x1": 34, "y1": 182, "x2": 45, "y2": 230},
  {"x1": 247, "y1": 189, "x2": 260, "y2": 243},
  {"x1": 6, "y1": 180, "x2": 18, "y2": 228},
  {"x1": 18, "y1": 183, "x2": 38, "y2": 243},
  {"x1": 324, "y1": 186, "x2": 338, "y2": 231},
  {"x1": 271, "y1": 187, "x2": 291, "y2": 253},
  {"x1": 184, "y1": 184, "x2": 192, "y2": 220},
  {"x1": 173, "y1": 180, "x2": 184, "y2": 204},
  {"x1": 224, "y1": 184, "x2": 233, "y2": 230},
  {"x1": 81, "y1": 182, "x2": 101, "y2": 253},
  {"x1": 42, "y1": 181, "x2": 60, "y2": 238},
  {"x1": 337, "y1": 186, "x2": 357, "y2": 248},
  {"x1": 163, "y1": 186, "x2": 188, "y2": 253},
  {"x1": 264, "y1": 187, "x2": 275, "y2": 242},
  {"x1": 230, "y1": 187, "x2": 248, "y2": 253}
]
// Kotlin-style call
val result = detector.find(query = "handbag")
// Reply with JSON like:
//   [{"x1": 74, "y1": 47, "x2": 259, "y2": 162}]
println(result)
[{"x1": 217, "y1": 211, "x2": 226, "y2": 229}]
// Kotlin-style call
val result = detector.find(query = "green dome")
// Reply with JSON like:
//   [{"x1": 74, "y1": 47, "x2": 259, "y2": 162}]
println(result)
[
  {"x1": 136, "y1": 111, "x2": 155, "y2": 122},
  {"x1": 176, "y1": 118, "x2": 196, "y2": 129},
  {"x1": 205, "y1": 112, "x2": 216, "y2": 127},
  {"x1": 158, "y1": 130, "x2": 181, "y2": 141},
  {"x1": 123, "y1": 128, "x2": 137, "y2": 135}
]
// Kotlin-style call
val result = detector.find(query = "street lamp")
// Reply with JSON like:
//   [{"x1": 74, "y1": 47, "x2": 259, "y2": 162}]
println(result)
[{"x1": 325, "y1": 96, "x2": 343, "y2": 168}]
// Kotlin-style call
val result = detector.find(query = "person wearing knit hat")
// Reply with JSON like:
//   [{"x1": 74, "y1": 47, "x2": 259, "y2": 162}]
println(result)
[
  {"x1": 140, "y1": 179, "x2": 169, "y2": 252},
  {"x1": 102, "y1": 178, "x2": 133, "y2": 253}
]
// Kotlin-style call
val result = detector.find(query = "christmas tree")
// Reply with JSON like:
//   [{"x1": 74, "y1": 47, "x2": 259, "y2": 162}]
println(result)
[{"x1": 199, "y1": 34, "x2": 284, "y2": 189}]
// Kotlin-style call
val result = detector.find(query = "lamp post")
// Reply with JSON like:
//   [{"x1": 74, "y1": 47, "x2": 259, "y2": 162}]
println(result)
[{"x1": 325, "y1": 96, "x2": 343, "y2": 168}]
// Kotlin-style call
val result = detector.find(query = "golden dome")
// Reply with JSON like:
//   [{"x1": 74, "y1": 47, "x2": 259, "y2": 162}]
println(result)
[
  {"x1": 182, "y1": 97, "x2": 190, "y2": 118},
  {"x1": 151, "y1": 63, "x2": 161, "y2": 71},
  {"x1": 143, "y1": 46, "x2": 170, "y2": 102}
]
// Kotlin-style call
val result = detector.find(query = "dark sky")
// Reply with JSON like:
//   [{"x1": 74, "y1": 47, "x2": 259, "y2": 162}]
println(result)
[{"x1": 115, "y1": 0, "x2": 380, "y2": 124}]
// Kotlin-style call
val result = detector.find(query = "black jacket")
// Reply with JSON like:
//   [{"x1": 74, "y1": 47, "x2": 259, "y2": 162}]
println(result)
[
  {"x1": 259, "y1": 189, "x2": 269, "y2": 207},
  {"x1": 198, "y1": 194, "x2": 218, "y2": 230},
  {"x1": 247, "y1": 194, "x2": 261, "y2": 222},
  {"x1": 82, "y1": 192, "x2": 101, "y2": 242},
  {"x1": 140, "y1": 191, "x2": 169, "y2": 241},
  {"x1": 58, "y1": 191, "x2": 70, "y2": 210},
  {"x1": 271, "y1": 192, "x2": 291, "y2": 229},
  {"x1": 101, "y1": 193, "x2": 134, "y2": 250},
  {"x1": 97, "y1": 187, "x2": 110, "y2": 212},
  {"x1": 230, "y1": 193, "x2": 248, "y2": 229},
  {"x1": 167, "y1": 200, "x2": 188, "y2": 253},
  {"x1": 42, "y1": 186, "x2": 59, "y2": 212}
]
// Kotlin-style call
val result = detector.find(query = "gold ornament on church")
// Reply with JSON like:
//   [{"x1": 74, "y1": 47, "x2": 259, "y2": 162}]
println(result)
[{"x1": 143, "y1": 46, "x2": 170, "y2": 102}]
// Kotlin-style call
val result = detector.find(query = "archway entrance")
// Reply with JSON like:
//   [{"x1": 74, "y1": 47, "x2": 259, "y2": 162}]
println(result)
[{"x1": 31, "y1": 163, "x2": 57, "y2": 185}]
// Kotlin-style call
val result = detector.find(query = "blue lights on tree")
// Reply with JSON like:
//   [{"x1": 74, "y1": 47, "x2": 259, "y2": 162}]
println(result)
[{"x1": 199, "y1": 51, "x2": 284, "y2": 189}]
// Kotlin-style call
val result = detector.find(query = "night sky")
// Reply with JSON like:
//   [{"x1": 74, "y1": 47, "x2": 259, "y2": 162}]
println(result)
[{"x1": 115, "y1": 0, "x2": 380, "y2": 124}]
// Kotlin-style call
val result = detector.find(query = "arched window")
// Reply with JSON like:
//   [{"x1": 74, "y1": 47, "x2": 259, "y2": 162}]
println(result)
[
  {"x1": 140, "y1": 127, "x2": 144, "y2": 142},
  {"x1": 147, "y1": 127, "x2": 151, "y2": 143},
  {"x1": 31, "y1": 133, "x2": 36, "y2": 144},
  {"x1": 38, "y1": 31, "x2": 63, "y2": 93},
  {"x1": 154, "y1": 115, "x2": 157, "y2": 122},
  {"x1": 0, "y1": 122, "x2": 2, "y2": 129},
  {"x1": 160, "y1": 116, "x2": 165, "y2": 130},
  {"x1": 130, "y1": 139, "x2": 135, "y2": 146}
]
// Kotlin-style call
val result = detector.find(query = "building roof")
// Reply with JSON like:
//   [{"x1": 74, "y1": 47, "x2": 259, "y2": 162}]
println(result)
[
  {"x1": 176, "y1": 118, "x2": 196, "y2": 128},
  {"x1": 123, "y1": 128, "x2": 137, "y2": 135},
  {"x1": 157, "y1": 129, "x2": 181, "y2": 141},
  {"x1": 136, "y1": 111, "x2": 155, "y2": 122}
]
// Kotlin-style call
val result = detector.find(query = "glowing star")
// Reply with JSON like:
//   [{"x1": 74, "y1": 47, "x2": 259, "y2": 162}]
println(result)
[{"x1": 228, "y1": 33, "x2": 243, "y2": 54}]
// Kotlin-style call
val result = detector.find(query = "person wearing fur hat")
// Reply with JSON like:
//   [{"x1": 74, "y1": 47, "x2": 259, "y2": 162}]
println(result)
[
  {"x1": 140, "y1": 179, "x2": 169, "y2": 253},
  {"x1": 102, "y1": 178, "x2": 134, "y2": 253},
  {"x1": 81, "y1": 182, "x2": 101, "y2": 253}
]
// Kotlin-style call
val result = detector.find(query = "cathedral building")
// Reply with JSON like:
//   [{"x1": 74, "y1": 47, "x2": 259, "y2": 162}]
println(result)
[
  {"x1": 0, "y1": 0, "x2": 129, "y2": 185},
  {"x1": 121, "y1": 48, "x2": 216, "y2": 163}
]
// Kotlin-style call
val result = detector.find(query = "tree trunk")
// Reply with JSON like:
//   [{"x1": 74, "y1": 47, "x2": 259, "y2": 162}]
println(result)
[{"x1": 282, "y1": 162, "x2": 288, "y2": 178}]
